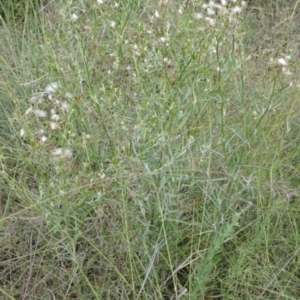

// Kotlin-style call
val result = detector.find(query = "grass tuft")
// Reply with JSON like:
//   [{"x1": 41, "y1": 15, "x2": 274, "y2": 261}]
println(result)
[{"x1": 1, "y1": 0, "x2": 300, "y2": 299}]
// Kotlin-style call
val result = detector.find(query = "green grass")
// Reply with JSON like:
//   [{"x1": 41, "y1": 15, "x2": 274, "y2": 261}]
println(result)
[{"x1": 1, "y1": 0, "x2": 300, "y2": 299}]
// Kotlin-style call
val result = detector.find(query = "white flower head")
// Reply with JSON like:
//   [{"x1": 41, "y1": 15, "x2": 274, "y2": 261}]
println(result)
[
  {"x1": 65, "y1": 92, "x2": 73, "y2": 99},
  {"x1": 61, "y1": 101, "x2": 70, "y2": 112},
  {"x1": 232, "y1": 6, "x2": 242, "y2": 14},
  {"x1": 52, "y1": 148, "x2": 62, "y2": 156},
  {"x1": 36, "y1": 129, "x2": 46, "y2": 136},
  {"x1": 41, "y1": 136, "x2": 47, "y2": 142},
  {"x1": 206, "y1": 17, "x2": 215, "y2": 26},
  {"x1": 29, "y1": 96, "x2": 38, "y2": 103},
  {"x1": 194, "y1": 13, "x2": 203, "y2": 19},
  {"x1": 160, "y1": 36, "x2": 166, "y2": 43},
  {"x1": 52, "y1": 148, "x2": 72, "y2": 160},
  {"x1": 97, "y1": 0, "x2": 104, "y2": 4},
  {"x1": 44, "y1": 82, "x2": 60, "y2": 94},
  {"x1": 207, "y1": 7, "x2": 215, "y2": 16},
  {"x1": 278, "y1": 58, "x2": 288, "y2": 66},
  {"x1": 50, "y1": 122, "x2": 59, "y2": 130},
  {"x1": 51, "y1": 114, "x2": 60, "y2": 122},
  {"x1": 20, "y1": 128, "x2": 25, "y2": 138},
  {"x1": 62, "y1": 149, "x2": 72, "y2": 159},
  {"x1": 34, "y1": 109, "x2": 47, "y2": 118},
  {"x1": 282, "y1": 67, "x2": 292, "y2": 75},
  {"x1": 110, "y1": 21, "x2": 116, "y2": 28},
  {"x1": 71, "y1": 13, "x2": 78, "y2": 22}
]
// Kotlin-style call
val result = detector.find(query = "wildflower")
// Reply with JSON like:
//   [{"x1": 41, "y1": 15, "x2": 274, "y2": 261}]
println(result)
[
  {"x1": 52, "y1": 148, "x2": 72, "y2": 159},
  {"x1": 232, "y1": 6, "x2": 242, "y2": 14},
  {"x1": 71, "y1": 13, "x2": 78, "y2": 22},
  {"x1": 205, "y1": 17, "x2": 215, "y2": 26},
  {"x1": 160, "y1": 37, "x2": 166, "y2": 43},
  {"x1": 247, "y1": 200, "x2": 253, "y2": 206},
  {"x1": 50, "y1": 122, "x2": 59, "y2": 130},
  {"x1": 221, "y1": 0, "x2": 227, "y2": 5},
  {"x1": 20, "y1": 128, "x2": 25, "y2": 138},
  {"x1": 34, "y1": 109, "x2": 47, "y2": 118},
  {"x1": 133, "y1": 44, "x2": 141, "y2": 57},
  {"x1": 154, "y1": 10, "x2": 160, "y2": 18},
  {"x1": 278, "y1": 58, "x2": 288, "y2": 66},
  {"x1": 51, "y1": 114, "x2": 60, "y2": 122},
  {"x1": 36, "y1": 129, "x2": 46, "y2": 136},
  {"x1": 110, "y1": 21, "x2": 116, "y2": 28},
  {"x1": 163, "y1": 57, "x2": 172, "y2": 66},
  {"x1": 44, "y1": 82, "x2": 60, "y2": 93},
  {"x1": 66, "y1": 92, "x2": 73, "y2": 99},
  {"x1": 96, "y1": 0, "x2": 104, "y2": 4},
  {"x1": 194, "y1": 13, "x2": 202, "y2": 19},
  {"x1": 282, "y1": 67, "x2": 292, "y2": 75},
  {"x1": 29, "y1": 96, "x2": 38, "y2": 103},
  {"x1": 99, "y1": 173, "x2": 106, "y2": 179},
  {"x1": 62, "y1": 148, "x2": 72, "y2": 159},
  {"x1": 207, "y1": 7, "x2": 215, "y2": 16},
  {"x1": 52, "y1": 148, "x2": 62, "y2": 156},
  {"x1": 41, "y1": 136, "x2": 47, "y2": 142},
  {"x1": 60, "y1": 101, "x2": 70, "y2": 112}
]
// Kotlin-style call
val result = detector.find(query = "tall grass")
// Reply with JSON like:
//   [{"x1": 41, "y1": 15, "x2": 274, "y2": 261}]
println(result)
[{"x1": 1, "y1": 0, "x2": 300, "y2": 299}]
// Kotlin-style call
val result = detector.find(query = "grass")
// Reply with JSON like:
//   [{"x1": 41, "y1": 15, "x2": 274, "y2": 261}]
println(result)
[{"x1": 1, "y1": 0, "x2": 300, "y2": 299}]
